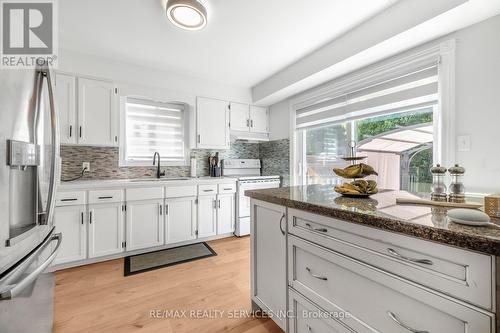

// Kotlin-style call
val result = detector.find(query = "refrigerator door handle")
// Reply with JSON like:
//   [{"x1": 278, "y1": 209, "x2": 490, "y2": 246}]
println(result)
[{"x1": 0, "y1": 233, "x2": 62, "y2": 301}]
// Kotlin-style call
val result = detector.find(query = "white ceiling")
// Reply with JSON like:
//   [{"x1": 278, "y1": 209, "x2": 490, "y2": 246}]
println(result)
[{"x1": 59, "y1": 0, "x2": 398, "y2": 88}]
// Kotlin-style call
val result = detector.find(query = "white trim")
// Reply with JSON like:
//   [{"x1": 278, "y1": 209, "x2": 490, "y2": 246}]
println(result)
[{"x1": 290, "y1": 40, "x2": 456, "y2": 186}]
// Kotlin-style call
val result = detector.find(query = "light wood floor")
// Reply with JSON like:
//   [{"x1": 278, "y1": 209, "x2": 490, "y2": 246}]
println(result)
[{"x1": 54, "y1": 237, "x2": 282, "y2": 333}]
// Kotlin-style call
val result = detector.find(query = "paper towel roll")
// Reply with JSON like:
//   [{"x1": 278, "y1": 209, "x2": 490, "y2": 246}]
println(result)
[{"x1": 190, "y1": 158, "x2": 197, "y2": 178}]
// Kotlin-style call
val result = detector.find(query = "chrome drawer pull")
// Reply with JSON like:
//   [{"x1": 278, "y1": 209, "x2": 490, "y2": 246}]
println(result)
[
  {"x1": 387, "y1": 311, "x2": 429, "y2": 333},
  {"x1": 387, "y1": 248, "x2": 433, "y2": 265},
  {"x1": 279, "y1": 213, "x2": 285, "y2": 235},
  {"x1": 223, "y1": 188, "x2": 232, "y2": 190},
  {"x1": 305, "y1": 267, "x2": 327, "y2": 281},
  {"x1": 61, "y1": 198, "x2": 77, "y2": 202},
  {"x1": 305, "y1": 223, "x2": 328, "y2": 233},
  {"x1": 98, "y1": 196, "x2": 113, "y2": 199}
]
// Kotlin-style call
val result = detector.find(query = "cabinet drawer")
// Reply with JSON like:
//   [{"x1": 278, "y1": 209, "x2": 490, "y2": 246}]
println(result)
[
  {"x1": 126, "y1": 187, "x2": 163, "y2": 201},
  {"x1": 288, "y1": 289, "x2": 353, "y2": 333},
  {"x1": 198, "y1": 184, "x2": 218, "y2": 195},
  {"x1": 288, "y1": 208, "x2": 493, "y2": 310},
  {"x1": 56, "y1": 191, "x2": 86, "y2": 206},
  {"x1": 218, "y1": 183, "x2": 236, "y2": 194},
  {"x1": 88, "y1": 189, "x2": 124, "y2": 204},
  {"x1": 165, "y1": 185, "x2": 197, "y2": 198},
  {"x1": 289, "y1": 236, "x2": 493, "y2": 333}
]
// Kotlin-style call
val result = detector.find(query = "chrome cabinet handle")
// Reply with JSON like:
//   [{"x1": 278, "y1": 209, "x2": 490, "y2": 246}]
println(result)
[
  {"x1": 159, "y1": 204, "x2": 162, "y2": 215},
  {"x1": 387, "y1": 311, "x2": 429, "y2": 333},
  {"x1": 79, "y1": 126, "x2": 82, "y2": 138},
  {"x1": 89, "y1": 211, "x2": 93, "y2": 224},
  {"x1": 305, "y1": 267, "x2": 327, "y2": 281},
  {"x1": 98, "y1": 196, "x2": 113, "y2": 199},
  {"x1": 250, "y1": 119, "x2": 254, "y2": 127},
  {"x1": 387, "y1": 248, "x2": 433, "y2": 265},
  {"x1": 305, "y1": 223, "x2": 328, "y2": 233},
  {"x1": 217, "y1": 199, "x2": 221, "y2": 209},
  {"x1": 0, "y1": 233, "x2": 62, "y2": 301},
  {"x1": 203, "y1": 189, "x2": 214, "y2": 192},
  {"x1": 61, "y1": 198, "x2": 77, "y2": 202},
  {"x1": 279, "y1": 213, "x2": 285, "y2": 235},
  {"x1": 165, "y1": 204, "x2": 168, "y2": 215},
  {"x1": 69, "y1": 125, "x2": 72, "y2": 138},
  {"x1": 81, "y1": 212, "x2": 84, "y2": 225}
]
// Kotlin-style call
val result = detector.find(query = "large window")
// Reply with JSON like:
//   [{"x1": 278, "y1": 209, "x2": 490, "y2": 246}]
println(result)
[{"x1": 122, "y1": 98, "x2": 187, "y2": 166}]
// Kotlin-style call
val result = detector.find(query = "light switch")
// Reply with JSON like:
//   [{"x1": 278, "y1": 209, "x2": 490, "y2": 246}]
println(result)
[{"x1": 457, "y1": 135, "x2": 471, "y2": 152}]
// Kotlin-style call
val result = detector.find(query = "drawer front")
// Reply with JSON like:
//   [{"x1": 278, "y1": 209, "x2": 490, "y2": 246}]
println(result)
[
  {"x1": 288, "y1": 208, "x2": 493, "y2": 310},
  {"x1": 164, "y1": 185, "x2": 197, "y2": 198},
  {"x1": 198, "y1": 184, "x2": 218, "y2": 196},
  {"x1": 88, "y1": 189, "x2": 124, "y2": 204},
  {"x1": 218, "y1": 183, "x2": 236, "y2": 194},
  {"x1": 126, "y1": 187, "x2": 164, "y2": 201},
  {"x1": 56, "y1": 191, "x2": 86, "y2": 206},
  {"x1": 289, "y1": 236, "x2": 493, "y2": 333},
  {"x1": 289, "y1": 289, "x2": 354, "y2": 333}
]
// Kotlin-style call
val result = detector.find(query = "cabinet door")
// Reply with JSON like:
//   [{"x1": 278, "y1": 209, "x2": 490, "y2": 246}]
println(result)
[
  {"x1": 88, "y1": 203, "x2": 124, "y2": 258},
  {"x1": 229, "y1": 102, "x2": 250, "y2": 132},
  {"x1": 251, "y1": 200, "x2": 287, "y2": 330},
  {"x1": 197, "y1": 195, "x2": 217, "y2": 238},
  {"x1": 249, "y1": 105, "x2": 268, "y2": 133},
  {"x1": 126, "y1": 199, "x2": 164, "y2": 251},
  {"x1": 217, "y1": 194, "x2": 235, "y2": 235},
  {"x1": 196, "y1": 97, "x2": 230, "y2": 149},
  {"x1": 55, "y1": 73, "x2": 77, "y2": 144},
  {"x1": 165, "y1": 197, "x2": 197, "y2": 244},
  {"x1": 53, "y1": 205, "x2": 86, "y2": 265},
  {"x1": 78, "y1": 78, "x2": 117, "y2": 146}
]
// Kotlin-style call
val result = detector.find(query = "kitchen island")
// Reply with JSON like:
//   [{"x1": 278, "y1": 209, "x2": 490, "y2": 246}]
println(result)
[{"x1": 246, "y1": 185, "x2": 499, "y2": 333}]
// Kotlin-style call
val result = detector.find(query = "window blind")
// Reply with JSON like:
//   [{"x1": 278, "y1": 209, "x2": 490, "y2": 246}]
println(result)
[
  {"x1": 125, "y1": 98, "x2": 186, "y2": 162},
  {"x1": 295, "y1": 64, "x2": 439, "y2": 130}
]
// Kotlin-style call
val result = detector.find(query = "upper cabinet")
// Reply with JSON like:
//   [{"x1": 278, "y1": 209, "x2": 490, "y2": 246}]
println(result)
[
  {"x1": 55, "y1": 72, "x2": 118, "y2": 147},
  {"x1": 229, "y1": 102, "x2": 269, "y2": 134},
  {"x1": 195, "y1": 97, "x2": 230, "y2": 150},
  {"x1": 78, "y1": 78, "x2": 117, "y2": 146}
]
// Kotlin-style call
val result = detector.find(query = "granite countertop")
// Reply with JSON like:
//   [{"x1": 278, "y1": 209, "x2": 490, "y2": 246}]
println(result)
[
  {"x1": 245, "y1": 185, "x2": 500, "y2": 256},
  {"x1": 58, "y1": 176, "x2": 236, "y2": 189}
]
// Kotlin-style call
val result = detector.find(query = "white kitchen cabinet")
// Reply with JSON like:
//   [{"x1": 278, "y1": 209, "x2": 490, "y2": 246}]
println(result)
[
  {"x1": 55, "y1": 73, "x2": 77, "y2": 144},
  {"x1": 229, "y1": 102, "x2": 250, "y2": 132},
  {"x1": 249, "y1": 105, "x2": 268, "y2": 133},
  {"x1": 126, "y1": 199, "x2": 164, "y2": 251},
  {"x1": 52, "y1": 205, "x2": 86, "y2": 265},
  {"x1": 88, "y1": 202, "x2": 124, "y2": 258},
  {"x1": 196, "y1": 97, "x2": 230, "y2": 149},
  {"x1": 216, "y1": 194, "x2": 235, "y2": 235},
  {"x1": 165, "y1": 197, "x2": 197, "y2": 244},
  {"x1": 250, "y1": 200, "x2": 287, "y2": 331},
  {"x1": 197, "y1": 195, "x2": 217, "y2": 238},
  {"x1": 78, "y1": 77, "x2": 117, "y2": 146}
]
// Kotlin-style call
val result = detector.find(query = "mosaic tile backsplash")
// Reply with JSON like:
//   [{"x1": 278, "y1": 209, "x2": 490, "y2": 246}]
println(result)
[{"x1": 60, "y1": 139, "x2": 290, "y2": 184}]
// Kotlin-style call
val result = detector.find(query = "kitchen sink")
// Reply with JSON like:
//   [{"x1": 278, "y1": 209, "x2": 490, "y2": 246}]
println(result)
[{"x1": 129, "y1": 177, "x2": 190, "y2": 182}]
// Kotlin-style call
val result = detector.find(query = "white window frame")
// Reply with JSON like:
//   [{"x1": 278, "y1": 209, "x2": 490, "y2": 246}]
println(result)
[
  {"x1": 290, "y1": 40, "x2": 456, "y2": 186},
  {"x1": 119, "y1": 96, "x2": 190, "y2": 167}
]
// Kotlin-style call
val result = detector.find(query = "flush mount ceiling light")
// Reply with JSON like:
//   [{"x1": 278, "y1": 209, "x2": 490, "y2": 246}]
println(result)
[{"x1": 165, "y1": 0, "x2": 208, "y2": 31}]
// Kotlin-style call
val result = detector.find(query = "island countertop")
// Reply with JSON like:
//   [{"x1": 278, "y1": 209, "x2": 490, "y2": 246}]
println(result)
[{"x1": 245, "y1": 185, "x2": 500, "y2": 256}]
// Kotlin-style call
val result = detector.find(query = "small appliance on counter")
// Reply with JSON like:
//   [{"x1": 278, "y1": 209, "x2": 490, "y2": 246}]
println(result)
[
  {"x1": 222, "y1": 159, "x2": 280, "y2": 236},
  {"x1": 208, "y1": 152, "x2": 221, "y2": 177}
]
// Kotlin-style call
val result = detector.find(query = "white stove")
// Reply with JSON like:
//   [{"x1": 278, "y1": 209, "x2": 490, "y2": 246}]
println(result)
[{"x1": 222, "y1": 159, "x2": 281, "y2": 236}]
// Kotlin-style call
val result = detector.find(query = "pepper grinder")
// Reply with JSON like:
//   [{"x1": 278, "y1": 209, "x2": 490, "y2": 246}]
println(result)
[
  {"x1": 448, "y1": 164, "x2": 466, "y2": 203},
  {"x1": 430, "y1": 164, "x2": 447, "y2": 202}
]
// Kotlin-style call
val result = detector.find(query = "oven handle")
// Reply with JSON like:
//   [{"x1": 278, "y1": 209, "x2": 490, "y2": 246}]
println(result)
[{"x1": 0, "y1": 233, "x2": 62, "y2": 301}]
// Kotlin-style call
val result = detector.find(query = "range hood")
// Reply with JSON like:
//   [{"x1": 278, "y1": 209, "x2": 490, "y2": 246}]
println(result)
[{"x1": 230, "y1": 130, "x2": 270, "y2": 143}]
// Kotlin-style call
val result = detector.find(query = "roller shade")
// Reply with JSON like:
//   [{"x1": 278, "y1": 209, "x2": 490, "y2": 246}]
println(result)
[
  {"x1": 296, "y1": 65, "x2": 439, "y2": 130},
  {"x1": 125, "y1": 98, "x2": 186, "y2": 162}
]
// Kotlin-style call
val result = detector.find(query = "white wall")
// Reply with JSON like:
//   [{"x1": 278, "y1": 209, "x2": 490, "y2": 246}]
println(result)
[
  {"x1": 58, "y1": 49, "x2": 252, "y2": 105},
  {"x1": 269, "y1": 14, "x2": 500, "y2": 193}
]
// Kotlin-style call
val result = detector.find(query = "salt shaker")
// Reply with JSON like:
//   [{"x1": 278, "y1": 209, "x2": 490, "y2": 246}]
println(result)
[
  {"x1": 430, "y1": 164, "x2": 447, "y2": 202},
  {"x1": 448, "y1": 164, "x2": 465, "y2": 203}
]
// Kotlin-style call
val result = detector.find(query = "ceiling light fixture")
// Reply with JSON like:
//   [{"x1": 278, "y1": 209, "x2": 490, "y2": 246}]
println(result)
[{"x1": 165, "y1": 0, "x2": 207, "y2": 31}]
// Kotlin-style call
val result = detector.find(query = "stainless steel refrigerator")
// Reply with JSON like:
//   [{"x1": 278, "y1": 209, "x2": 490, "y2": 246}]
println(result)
[{"x1": 0, "y1": 64, "x2": 62, "y2": 332}]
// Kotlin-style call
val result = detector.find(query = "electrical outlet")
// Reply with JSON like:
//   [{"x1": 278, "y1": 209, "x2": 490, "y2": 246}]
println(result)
[{"x1": 82, "y1": 162, "x2": 90, "y2": 172}]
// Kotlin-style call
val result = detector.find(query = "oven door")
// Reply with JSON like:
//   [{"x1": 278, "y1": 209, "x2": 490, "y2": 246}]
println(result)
[{"x1": 237, "y1": 180, "x2": 280, "y2": 218}]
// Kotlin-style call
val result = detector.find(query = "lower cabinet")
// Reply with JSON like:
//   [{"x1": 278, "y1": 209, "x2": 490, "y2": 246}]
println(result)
[
  {"x1": 88, "y1": 202, "x2": 125, "y2": 258},
  {"x1": 197, "y1": 195, "x2": 217, "y2": 238},
  {"x1": 126, "y1": 199, "x2": 164, "y2": 251},
  {"x1": 165, "y1": 197, "x2": 197, "y2": 244},
  {"x1": 250, "y1": 200, "x2": 287, "y2": 331},
  {"x1": 217, "y1": 194, "x2": 235, "y2": 234},
  {"x1": 53, "y1": 205, "x2": 87, "y2": 265}
]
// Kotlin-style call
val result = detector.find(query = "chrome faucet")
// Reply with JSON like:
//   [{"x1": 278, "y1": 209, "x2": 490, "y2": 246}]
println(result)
[{"x1": 153, "y1": 152, "x2": 166, "y2": 179}]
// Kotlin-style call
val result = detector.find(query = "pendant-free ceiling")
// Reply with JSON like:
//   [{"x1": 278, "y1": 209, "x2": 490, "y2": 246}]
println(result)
[{"x1": 165, "y1": 0, "x2": 207, "y2": 31}]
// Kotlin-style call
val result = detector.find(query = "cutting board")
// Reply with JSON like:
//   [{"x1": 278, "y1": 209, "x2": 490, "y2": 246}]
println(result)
[{"x1": 396, "y1": 198, "x2": 483, "y2": 209}]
